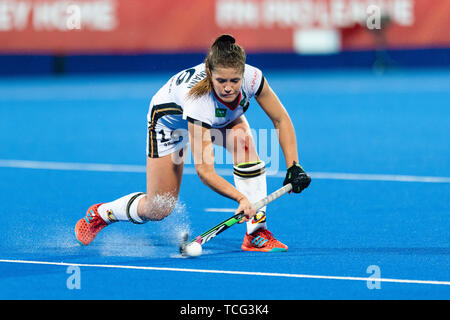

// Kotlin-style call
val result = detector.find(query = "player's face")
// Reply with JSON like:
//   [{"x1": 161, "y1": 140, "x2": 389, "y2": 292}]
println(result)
[{"x1": 211, "y1": 67, "x2": 243, "y2": 103}]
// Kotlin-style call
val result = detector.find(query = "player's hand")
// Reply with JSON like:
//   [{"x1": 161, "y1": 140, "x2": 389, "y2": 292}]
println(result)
[
  {"x1": 283, "y1": 161, "x2": 311, "y2": 193},
  {"x1": 236, "y1": 196, "x2": 256, "y2": 223}
]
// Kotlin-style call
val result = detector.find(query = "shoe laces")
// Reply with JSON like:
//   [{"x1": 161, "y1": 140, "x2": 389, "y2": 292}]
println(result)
[
  {"x1": 250, "y1": 229, "x2": 276, "y2": 247},
  {"x1": 258, "y1": 229, "x2": 275, "y2": 240},
  {"x1": 86, "y1": 209, "x2": 104, "y2": 227}
]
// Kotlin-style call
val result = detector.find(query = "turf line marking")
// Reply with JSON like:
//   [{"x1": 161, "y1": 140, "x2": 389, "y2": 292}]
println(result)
[
  {"x1": 1, "y1": 159, "x2": 450, "y2": 183},
  {"x1": 0, "y1": 259, "x2": 449, "y2": 286},
  {"x1": 204, "y1": 208, "x2": 236, "y2": 213},
  {"x1": 0, "y1": 159, "x2": 145, "y2": 173}
]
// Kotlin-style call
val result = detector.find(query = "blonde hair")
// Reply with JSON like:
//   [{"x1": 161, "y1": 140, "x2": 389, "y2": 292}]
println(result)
[{"x1": 188, "y1": 34, "x2": 246, "y2": 99}]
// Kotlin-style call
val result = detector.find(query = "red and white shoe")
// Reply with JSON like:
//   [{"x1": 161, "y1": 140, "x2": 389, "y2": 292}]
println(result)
[
  {"x1": 241, "y1": 229, "x2": 288, "y2": 252},
  {"x1": 75, "y1": 203, "x2": 108, "y2": 246}
]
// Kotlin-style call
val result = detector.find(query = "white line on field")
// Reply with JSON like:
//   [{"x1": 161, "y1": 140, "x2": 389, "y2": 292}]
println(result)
[
  {"x1": 0, "y1": 159, "x2": 145, "y2": 173},
  {"x1": 1, "y1": 159, "x2": 450, "y2": 183},
  {"x1": 204, "y1": 208, "x2": 236, "y2": 213},
  {"x1": 0, "y1": 259, "x2": 449, "y2": 286}
]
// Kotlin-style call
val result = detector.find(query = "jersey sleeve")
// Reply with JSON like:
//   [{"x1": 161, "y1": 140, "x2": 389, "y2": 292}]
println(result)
[
  {"x1": 182, "y1": 94, "x2": 214, "y2": 129},
  {"x1": 243, "y1": 64, "x2": 265, "y2": 98}
]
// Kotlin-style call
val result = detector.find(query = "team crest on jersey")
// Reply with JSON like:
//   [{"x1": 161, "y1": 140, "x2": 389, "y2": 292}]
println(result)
[{"x1": 215, "y1": 108, "x2": 227, "y2": 117}]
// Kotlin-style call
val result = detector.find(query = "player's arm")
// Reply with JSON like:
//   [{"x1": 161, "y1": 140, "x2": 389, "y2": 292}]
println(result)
[
  {"x1": 188, "y1": 120, "x2": 256, "y2": 218},
  {"x1": 256, "y1": 78, "x2": 298, "y2": 167},
  {"x1": 255, "y1": 78, "x2": 311, "y2": 193}
]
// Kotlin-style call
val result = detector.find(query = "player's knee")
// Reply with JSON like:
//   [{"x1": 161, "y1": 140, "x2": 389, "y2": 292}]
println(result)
[
  {"x1": 139, "y1": 193, "x2": 178, "y2": 221},
  {"x1": 234, "y1": 134, "x2": 256, "y2": 163}
]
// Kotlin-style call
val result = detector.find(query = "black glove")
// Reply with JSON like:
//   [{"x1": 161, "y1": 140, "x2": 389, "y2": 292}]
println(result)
[{"x1": 283, "y1": 161, "x2": 311, "y2": 193}]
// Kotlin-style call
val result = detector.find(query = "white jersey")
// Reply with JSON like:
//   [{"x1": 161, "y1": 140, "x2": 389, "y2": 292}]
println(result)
[{"x1": 147, "y1": 63, "x2": 264, "y2": 158}]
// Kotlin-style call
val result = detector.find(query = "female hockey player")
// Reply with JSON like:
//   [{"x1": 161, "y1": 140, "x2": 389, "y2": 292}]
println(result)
[{"x1": 75, "y1": 34, "x2": 311, "y2": 252}]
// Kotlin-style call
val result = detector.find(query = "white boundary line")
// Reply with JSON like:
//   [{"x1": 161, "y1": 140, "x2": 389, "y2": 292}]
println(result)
[
  {"x1": 1, "y1": 159, "x2": 450, "y2": 183},
  {"x1": 0, "y1": 259, "x2": 449, "y2": 286},
  {"x1": 205, "y1": 208, "x2": 236, "y2": 213}
]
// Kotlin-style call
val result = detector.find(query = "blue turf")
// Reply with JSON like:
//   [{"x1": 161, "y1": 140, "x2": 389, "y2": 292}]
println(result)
[{"x1": 0, "y1": 69, "x2": 449, "y2": 299}]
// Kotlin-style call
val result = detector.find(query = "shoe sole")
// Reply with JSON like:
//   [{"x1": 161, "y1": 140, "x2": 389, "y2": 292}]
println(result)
[
  {"x1": 241, "y1": 246, "x2": 288, "y2": 252},
  {"x1": 74, "y1": 227, "x2": 88, "y2": 246}
]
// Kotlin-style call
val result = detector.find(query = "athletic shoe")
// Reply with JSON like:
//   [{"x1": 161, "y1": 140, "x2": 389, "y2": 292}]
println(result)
[
  {"x1": 241, "y1": 229, "x2": 288, "y2": 252},
  {"x1": 75, "y1": 203, "x2": 108, "y2": 246}
]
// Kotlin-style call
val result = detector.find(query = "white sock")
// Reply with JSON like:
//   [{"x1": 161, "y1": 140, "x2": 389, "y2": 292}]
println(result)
[
  {"x1": 233, "y1": 161, "x2": 267, "y2": 234},
  {"x1": 98, "y1": 192, "x2": 146, "y2": 224}
]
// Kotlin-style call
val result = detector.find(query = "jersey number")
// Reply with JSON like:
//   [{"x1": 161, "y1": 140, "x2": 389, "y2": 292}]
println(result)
[
  {"x1": 158, "y1": 130, "x2": 170, "y2": 143},
  {"x1": 159, "y1": 130, "x2": 184, "y2": 144}
]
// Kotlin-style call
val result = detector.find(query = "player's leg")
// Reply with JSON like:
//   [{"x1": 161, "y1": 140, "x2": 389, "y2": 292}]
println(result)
[
  {"x1": 75, "y1": 150, "x2": 185, "y2": 245},
  {"x1": 137, "y1": 148, "x2": 186, "y2": 222},
  {"x1": 75, "y1": 105, "x2": 187, "y2": 245},
  {"x1": 102, "y1": 149, "x2": 185, "y2": 224},
  {"x1": 218, "y1": 116, "x2": 266, "y2": 232},
  {"x1": 219, "y1": 115, "x2": 260, "y2": 165},
  {"x1": 218, "y1": 116, "x2": 287, "y2": 252}
]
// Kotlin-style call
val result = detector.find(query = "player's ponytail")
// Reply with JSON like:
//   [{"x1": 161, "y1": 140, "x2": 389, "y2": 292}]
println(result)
[{"x1": 188, "y1": 34, "x2": 246, "y2": 99}]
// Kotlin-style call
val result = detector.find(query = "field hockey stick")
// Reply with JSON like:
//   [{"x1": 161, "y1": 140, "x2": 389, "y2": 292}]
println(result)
[{"x1": 179, "y1": 183, "x2": 292, "y2": 255}]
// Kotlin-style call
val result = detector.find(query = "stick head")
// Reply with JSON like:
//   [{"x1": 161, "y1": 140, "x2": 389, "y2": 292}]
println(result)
[{"x1": 179, "y1": 231, "x2": 189, "y2": 256}]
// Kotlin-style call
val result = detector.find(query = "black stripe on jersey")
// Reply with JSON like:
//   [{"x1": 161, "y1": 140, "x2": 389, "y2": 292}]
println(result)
[
  {"x1": 255, "y1": 75, "x2": 265, "y2": 97},
  {"x1": 186, "y1": 116, "x2": 212, "y2": 129},
  {"x1": 148, "y1": 103, "x2": 183, "y2": 158}
]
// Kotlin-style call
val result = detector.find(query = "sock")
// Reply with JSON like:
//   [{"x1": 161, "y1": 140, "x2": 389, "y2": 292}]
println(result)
[
  {"x1": 98, "y1": 192, "x2": 146, "y2": 224},
  {"x1": 233, "y1": 160, "x2": 267, "y2": 234}
]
